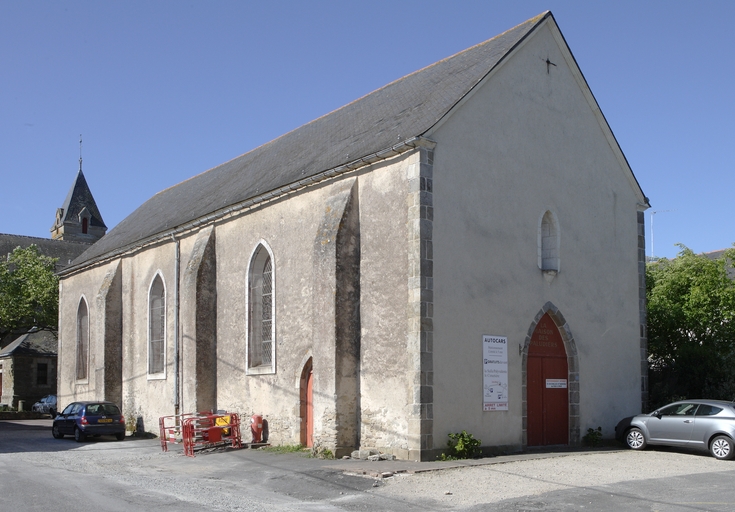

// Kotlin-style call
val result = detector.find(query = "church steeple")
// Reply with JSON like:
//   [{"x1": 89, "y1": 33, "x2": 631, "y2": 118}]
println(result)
[{"x1": 50, "y1": 137, "x2": 107, "y2": 243}]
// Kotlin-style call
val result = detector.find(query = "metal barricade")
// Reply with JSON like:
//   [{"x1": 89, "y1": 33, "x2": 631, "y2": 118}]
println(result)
[
  {"x1": 181, "y1": 412, "x2": 242, "y2": 457},
  {"x1": 159, "y1": 413, "x2": 198, "y2": 452}
]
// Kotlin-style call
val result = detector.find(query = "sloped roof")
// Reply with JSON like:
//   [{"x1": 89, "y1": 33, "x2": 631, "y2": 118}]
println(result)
[
  {"x1": 704, "y1": 249, "x2": 729, "y2": 260},
  {"x1": 58, "y1": 169, "x2": 106, "y2": 229},
  {"x1": 67, "y1": 11, "x2": 583, "y2": 270},
  {"x1": 0, "y1": 328, "x2": 57, "y2": 358},
  {"x1": 0, "y1": 233, "x2": 91, "y2": 270},
  {"x1": 703, "y1": 248, "x2": 735, "y2": 279}
]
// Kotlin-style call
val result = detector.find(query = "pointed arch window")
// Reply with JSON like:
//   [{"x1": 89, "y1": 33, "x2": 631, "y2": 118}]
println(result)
[
  {"x1": 248, "y1": 243, "x2": 275, "y2": 373},
  {"x1": 76, "y1": 298, "x2": 89, "y2": 381},
  {"x1": 539, "y1": 211, "x2": 560, "y2": 272},
  {"x1": 148, "y1": 274, "x2": 166, "y2": 376}
]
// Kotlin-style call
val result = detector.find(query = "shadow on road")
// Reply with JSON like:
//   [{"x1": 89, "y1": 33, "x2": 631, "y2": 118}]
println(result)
[{"x1": 0, "y1": 419, "x2": 149, "y2": 454}]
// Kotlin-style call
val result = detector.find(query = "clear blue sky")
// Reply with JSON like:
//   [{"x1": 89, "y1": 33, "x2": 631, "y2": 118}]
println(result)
[{"x1": 1, "y1": 1, "x2": 733, "y2": 260}]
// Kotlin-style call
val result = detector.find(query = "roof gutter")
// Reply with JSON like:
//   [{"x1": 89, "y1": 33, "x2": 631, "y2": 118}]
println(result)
[{"x1": 59, "y1": 136, "x2": 436, "y2": 277}]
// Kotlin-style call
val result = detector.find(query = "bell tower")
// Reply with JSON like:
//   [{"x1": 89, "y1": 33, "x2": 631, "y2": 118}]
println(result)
[{"x1": 50, "y1": 136, "x2": 107, "y2": 243}]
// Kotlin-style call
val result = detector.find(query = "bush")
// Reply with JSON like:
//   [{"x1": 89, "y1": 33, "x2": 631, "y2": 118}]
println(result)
[
  {"x1": 582, "y1": 427, "x2": 603, "y2": 447},
  {"x1": 440, "y1": 430, "x2": 482, "y2": 460}
]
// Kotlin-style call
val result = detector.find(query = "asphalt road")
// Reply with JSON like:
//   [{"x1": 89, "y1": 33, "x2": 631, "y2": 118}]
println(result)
[{"x1": 2, "y1": 419, "x2": 735, "y2": 511}]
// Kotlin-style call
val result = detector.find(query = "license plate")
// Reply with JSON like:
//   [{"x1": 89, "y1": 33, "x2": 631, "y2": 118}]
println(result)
[{"x1": 98, "y1": 419, "x2": 113, "y2": 423}]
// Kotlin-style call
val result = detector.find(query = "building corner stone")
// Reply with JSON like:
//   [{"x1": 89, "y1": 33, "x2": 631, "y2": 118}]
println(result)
[{"x1": 407, "y1": 146, "x2": 434, "y2": 460}]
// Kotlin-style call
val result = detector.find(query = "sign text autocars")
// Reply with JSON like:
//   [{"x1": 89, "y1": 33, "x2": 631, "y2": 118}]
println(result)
[{"x1": 483, "y1": 335, "x2": 508, "y2": 411}]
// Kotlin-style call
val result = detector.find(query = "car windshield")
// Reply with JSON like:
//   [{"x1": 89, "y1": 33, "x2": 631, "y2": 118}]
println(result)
[{"x1": 85, "y1": 404, "x2": 121, "y2": 416}]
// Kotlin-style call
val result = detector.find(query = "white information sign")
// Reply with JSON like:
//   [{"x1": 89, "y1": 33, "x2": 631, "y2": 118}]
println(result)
[
  {"x1": 546, "y1": 379, "x2": 567, "y2": 389},
  {"x1": 483, "y1": 335, "x2": 508, "y2": 411}
]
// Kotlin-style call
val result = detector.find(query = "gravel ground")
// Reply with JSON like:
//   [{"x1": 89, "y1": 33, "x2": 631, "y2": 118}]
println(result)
[
  {"x1": 4, "y1": 420, "x2": 735, "y2": 511},
  {"x1": 372, "y1": 450, "x2": 732, "y2": 508},
  {"x1": 13, "y1": 445, "x2": 303, "y2": 511}
]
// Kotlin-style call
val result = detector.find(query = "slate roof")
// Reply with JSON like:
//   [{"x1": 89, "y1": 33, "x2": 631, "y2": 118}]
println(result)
[
  {"x1": 57, "y1": 169, "x2": 106, "y2": 229},
  {"x1": 66, "y1": 11, "x2": 569, "y2": 270},
  {"x1": 0, "y1": 328, "x2": 57, "y2": 358},
  {"x1": 704, "y1": 249, "x2": 729, "y2": 260},
  {"x1": 703, "y1": 248, "x2": 735, "y2": 279},
  {"x1": 0, "y1": 233, "x2": 92, "y2": 270}
]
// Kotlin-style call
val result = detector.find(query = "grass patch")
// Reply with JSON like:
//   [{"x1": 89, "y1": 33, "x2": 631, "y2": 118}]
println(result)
[
  {"x1": 260, "y1": 444, "x2": 334, "y2": 459},
  {"x1": 261, "y1": 444, "x2": 307, "y2": 454}
]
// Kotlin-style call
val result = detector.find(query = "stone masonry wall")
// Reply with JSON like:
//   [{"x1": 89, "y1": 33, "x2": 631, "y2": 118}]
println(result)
[{"x1": 406, "y1": 143, "x2": 435, "y2": 461}]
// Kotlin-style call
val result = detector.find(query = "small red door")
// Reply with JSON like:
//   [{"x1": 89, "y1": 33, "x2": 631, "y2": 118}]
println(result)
[
  {"x1": 527, "y1": 313, "x2": 568, "y2": 446},
  {"x1": 305, "y1": 369, "x2": 313, "y2": 448},
  {"x1": 300, "y1": 359, "x2": 314, "y2": 447}
]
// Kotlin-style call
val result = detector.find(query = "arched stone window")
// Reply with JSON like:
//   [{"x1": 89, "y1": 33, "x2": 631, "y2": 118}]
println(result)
[
  {"x1": 76, "y1": 298, "x2": 89, "y2": 381},
  {"x1": 148, "y1": 274, "x2": 166, "y2": 376},
  {"x1": 539, "y1": 211, "x2": 560, "y2": 272},
  {"x1": 248, "y1": 243, "x2": 275, "y2": 373}
]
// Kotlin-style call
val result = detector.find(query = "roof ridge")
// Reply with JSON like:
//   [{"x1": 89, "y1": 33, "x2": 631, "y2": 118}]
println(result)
[
  {"x1": 0, "y1": 232, "x2": 92, "y2": 244},
  {"x1": 152, "y1": 12, "x2": 552, "y2": 200},
  {"x1": 308, "y1": 11, "x2": 551, "y2": 126},
  {"x1": 65, "y1": 12, "x2": 551, "y2": 271}
]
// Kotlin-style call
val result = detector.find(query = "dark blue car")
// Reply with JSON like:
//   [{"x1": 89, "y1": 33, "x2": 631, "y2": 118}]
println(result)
[{"x1": 52, "y1": 401, "x2": 126, "y2": 442}]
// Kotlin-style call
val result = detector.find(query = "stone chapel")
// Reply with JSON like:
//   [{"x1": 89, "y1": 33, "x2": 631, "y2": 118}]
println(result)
[{"x1": 57, "y1": 12, "x2": 649, "y2": 460}]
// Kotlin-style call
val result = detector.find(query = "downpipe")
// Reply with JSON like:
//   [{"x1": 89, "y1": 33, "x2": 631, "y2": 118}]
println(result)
[{"x1": 172, "y1": 234, "x2": 181, "y2": 416}]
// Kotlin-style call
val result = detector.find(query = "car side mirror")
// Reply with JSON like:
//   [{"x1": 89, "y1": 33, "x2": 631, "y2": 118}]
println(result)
[{"x1": 654, "y1": 412, "x2": 662, "y2": 419}]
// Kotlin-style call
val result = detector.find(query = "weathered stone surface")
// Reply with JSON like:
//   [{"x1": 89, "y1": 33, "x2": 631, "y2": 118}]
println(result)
[
  {"x1": 97, "y1": 261, "x2": 122, "y2": 406},
  {"x1": 351, "y1": 449, "x2": 379, "y2": 460},
  {"x1": 181, "y1": 226, "x2": 217, "y2": 413}
]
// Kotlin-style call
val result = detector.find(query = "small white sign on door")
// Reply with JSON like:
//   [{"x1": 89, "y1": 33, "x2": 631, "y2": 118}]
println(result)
[{"x1": 545, "y1": 379, "x2": 567, "y2": 389}]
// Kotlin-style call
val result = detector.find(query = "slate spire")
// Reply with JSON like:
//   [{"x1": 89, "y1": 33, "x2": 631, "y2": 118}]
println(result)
[{"x1": 50, "y1": 147, "x2": 107, "y2": 243}]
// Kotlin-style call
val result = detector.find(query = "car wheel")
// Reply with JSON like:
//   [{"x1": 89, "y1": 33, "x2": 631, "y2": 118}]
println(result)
[
  {"x1": 74, "y1": 427, "x2": 86, "y2": 443},
  {"x1": 49, "y1": 409, "x2": 56, "y2": 417},
  {"x1": 626, "y1": 428, "x2": 647, "y2": 450},
  {"x1": 52, "y1": 425, "x2": 63, "y2": 439},
  {"x1": 115, "y1": 432, "x2": 125, "y2": 441},
  {"x1": 710, "y1": 436, "x2": 735, "y2": 460}
]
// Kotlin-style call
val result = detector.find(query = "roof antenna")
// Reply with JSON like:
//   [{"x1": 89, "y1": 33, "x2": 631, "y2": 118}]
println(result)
[{"x1": 79, "y1": 134, "x2": 83, "y2": 172}]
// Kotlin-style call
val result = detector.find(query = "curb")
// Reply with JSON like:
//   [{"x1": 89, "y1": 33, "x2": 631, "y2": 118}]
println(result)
[{"x1": 328, "y1": 446, "x2": 627, "y2": 479}]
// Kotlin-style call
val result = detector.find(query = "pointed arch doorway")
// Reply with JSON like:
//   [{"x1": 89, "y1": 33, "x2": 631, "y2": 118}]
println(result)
[
  {"x1": 527, "y1": 312, "x2": 569, "y2": 446},
  {"x1": 300, "y1": 358, "x2": 313, "y2": 448}
]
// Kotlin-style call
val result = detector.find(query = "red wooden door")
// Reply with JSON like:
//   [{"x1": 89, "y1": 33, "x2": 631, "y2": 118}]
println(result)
[
  {"x1": 305, "y1": 369, "x2": 313, "y2": 448},
  {"x1": 527, "y1": 313, "x2": 568, "y2": 446},
  {"x1": 527, "y1": 355, "x2": 544, "y2": 445}
]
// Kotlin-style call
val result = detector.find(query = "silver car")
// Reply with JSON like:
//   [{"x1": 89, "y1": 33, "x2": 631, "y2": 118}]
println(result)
[
  {"x1": 31, "y1": 394, "x2": 57, "y2": 416},
  {"x1": 615, "y1": 399, "x2": 735, "y2": 460}
]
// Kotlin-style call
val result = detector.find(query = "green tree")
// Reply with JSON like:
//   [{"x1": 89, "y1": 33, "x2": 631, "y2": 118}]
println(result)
[
  {"x1": 0, "y1": 245, "x2": 59, "y2": 338},
  {"x1": 646, "y1": 245, "x2": 735, "y2": 409}
]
